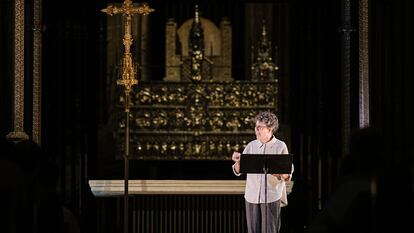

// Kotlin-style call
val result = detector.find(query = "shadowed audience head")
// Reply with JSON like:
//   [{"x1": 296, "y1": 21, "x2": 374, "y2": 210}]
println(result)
[
  {"x1": 12, "y1": 139, "x2": 43, "y2": 171},
  {"x1": 343, "y1": 127, "x2": 387, "y2": 176}
]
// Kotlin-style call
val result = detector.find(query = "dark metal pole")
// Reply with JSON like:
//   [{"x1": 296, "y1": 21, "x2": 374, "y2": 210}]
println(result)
[{"x1": 124, "y1": 92, "x2": 130, "y2": 233}]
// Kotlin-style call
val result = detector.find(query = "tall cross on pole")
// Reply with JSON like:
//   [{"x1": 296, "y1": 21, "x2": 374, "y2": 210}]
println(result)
[{"x1": 101, "y1": 1, "x2": 154, "y2": 233}]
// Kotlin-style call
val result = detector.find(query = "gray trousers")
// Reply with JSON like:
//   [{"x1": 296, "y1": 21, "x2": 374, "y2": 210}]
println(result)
[{"x1": 245, "y1": 200, "x2": 281, "y2": 233}]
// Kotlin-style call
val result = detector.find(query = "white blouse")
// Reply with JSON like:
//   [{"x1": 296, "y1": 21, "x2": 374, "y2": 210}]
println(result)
[{"x1": 232, "y1": 136, "x2": 293, "y2": 206}]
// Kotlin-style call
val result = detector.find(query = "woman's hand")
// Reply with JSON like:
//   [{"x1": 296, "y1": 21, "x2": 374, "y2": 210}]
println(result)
[
  {"x1": 232, "y1": 152, "x2": 241, "y2": 162},
  {"x1": 272, "y1": 174, "x2": 290, "y2": 181},
  {"x1": 232, "y1": 152, "x2": 241, "y2": 174}
]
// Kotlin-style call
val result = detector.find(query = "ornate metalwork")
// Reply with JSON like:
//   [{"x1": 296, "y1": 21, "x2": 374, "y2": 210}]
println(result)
[
  {"x1": 102, "y1": 1, "x2": 154, "y2": 16},
  {"x1": 251, "y1": 20, "x2": 279, "y2": 81},
  {"x1": 186, "y1": 5, "x2": 215, "y2": 82},
  {"x1": 102, "y1": 1, "x2": 154, "y2": 91},
  {"x1": 102, "y1": 2, "x2": 154, "y2": 233},
  {"x1": 116, "y1": 80, "x2": 278, "y2": 160},
  {"x1": 109, "y1": 6, "x2": 279, "y2": 161},
  {"x1": 7, "y1": 0, "x2": 29, "y2": 142},
  {"x1": 189, "y1": 5, "x2": 205, "y2": 82},
  {"x1": 165, "y1": 5, "x2": 221, "y2": 82},
  {"x1": 103, "y1": 3, "x2": 155, "y2": 152}
]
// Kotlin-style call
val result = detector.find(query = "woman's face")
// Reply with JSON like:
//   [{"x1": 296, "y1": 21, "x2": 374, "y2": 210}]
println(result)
[{"x1": 255, "y1": 121, "x2": 273, "y2": 143}]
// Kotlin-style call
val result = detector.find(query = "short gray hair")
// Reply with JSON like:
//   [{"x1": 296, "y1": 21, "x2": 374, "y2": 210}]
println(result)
[{"x1": 254, "y1": 111, "x2": 279, "y2": 133}]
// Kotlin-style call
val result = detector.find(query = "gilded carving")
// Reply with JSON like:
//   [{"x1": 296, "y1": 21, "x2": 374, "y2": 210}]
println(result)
[
  {"x1": 7, "y1": 0, "x2": 29, "y2": 142},
  {"x1": 118, "y1": 80, "x2": 278, "y2": 160}
]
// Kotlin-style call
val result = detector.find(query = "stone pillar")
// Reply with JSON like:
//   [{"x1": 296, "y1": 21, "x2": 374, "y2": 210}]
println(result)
[
  {"x1": 32, "y1": 0, "x2": 43, "y2": 145},
  {"x1": 340, "y1": 0, "x2": 354, "y2": 157},
  {"x1": 359, "y1": 0, "x2": 370, "y2": 128},
  {"x1": 7, "y1": 0, "x2": 29, "y2": 142}
]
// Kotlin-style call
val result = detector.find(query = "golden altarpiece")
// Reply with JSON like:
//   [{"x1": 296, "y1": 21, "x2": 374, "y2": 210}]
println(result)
[
  {"x1": 106, "y1": 6, "x2": 281, "y2": 161},
  {"x1": 93, "y1": 4, "x2": 288, "y2": 233}
]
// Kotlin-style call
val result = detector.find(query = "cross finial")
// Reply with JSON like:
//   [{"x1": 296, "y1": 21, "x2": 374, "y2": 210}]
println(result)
[{"x1": 101, "y1": 0, "x2": 154, "y2": 16}]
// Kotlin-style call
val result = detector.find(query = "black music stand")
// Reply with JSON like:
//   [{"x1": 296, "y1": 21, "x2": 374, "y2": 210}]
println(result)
[{"x1": 240, "y1": 154, "x2": 293, "y2": 233}]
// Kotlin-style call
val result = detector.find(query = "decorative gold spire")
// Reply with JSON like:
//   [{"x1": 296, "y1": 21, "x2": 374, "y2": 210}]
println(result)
[
  {"x1": 189, "y1": 5, "x2": 205, "y2": 82},
  {"x1": 251, "y1": 19, "x2": 278, "y2": 80},
  {"x1": 194, "y1": 5, "x2": 200, "y2": 23},
  {"x1": 261, "y1": 19, "x2": 267, "y2": 37}
]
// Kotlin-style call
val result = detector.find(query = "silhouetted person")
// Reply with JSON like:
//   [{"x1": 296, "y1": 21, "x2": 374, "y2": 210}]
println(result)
[
  {"x1": 0, "y1": 138, "x2": 31, "y2": 233},
  {"x1": 35, "y1": 151, "x2": 64, "y2": 233},
  {"x1": 307, "y1": 127, "x2": 388, "y2": 233},
  {"x1": 0, "y1": 138, "x2": 66, "y2": 233}
]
